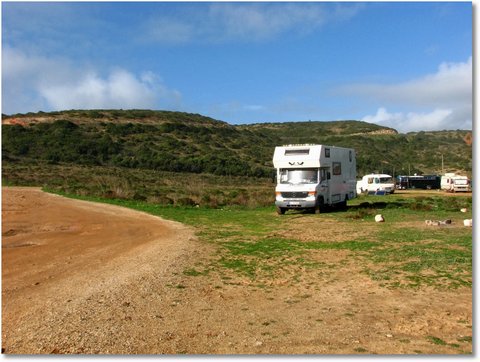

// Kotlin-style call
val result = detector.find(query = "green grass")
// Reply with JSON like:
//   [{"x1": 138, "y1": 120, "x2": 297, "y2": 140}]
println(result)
[
  {"x1": 353, "y1": 347, "x2": 368, "y2": 353},
  {"x1": 364, "y1": 225, "x2": 472, "y2": 288},
  {"x1": 345, "y1": 193, "x2": 472, "y2": 222},
  {"x1": 183, "y1": 268, "x2": 209, "y2": 277},
  {"x1": 426, "y1": 336, "x2": 447, "y2": 346},
  {"x1": 43, "y1": 189, "x2": 472, "y2": 289}
]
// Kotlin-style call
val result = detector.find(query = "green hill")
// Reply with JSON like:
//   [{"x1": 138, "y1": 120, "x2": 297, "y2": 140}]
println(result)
[
  {"x1": 2, "y1": 109, "x2": 472, "y2": 178},
  {"x1": 248, "y1": 121, "x2": 472, "y2": 176}
]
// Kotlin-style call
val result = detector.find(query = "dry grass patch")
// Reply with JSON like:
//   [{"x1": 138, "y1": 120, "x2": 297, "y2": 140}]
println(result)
[{"x1": 275, "y1": 215, "x2": 376, "y2": 243}]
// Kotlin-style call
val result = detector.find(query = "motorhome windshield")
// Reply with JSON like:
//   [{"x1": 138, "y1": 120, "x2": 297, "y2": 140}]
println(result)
[
  {"x1": 454, "y1": 179, "x2": 469, "y2": 185},
  {"x1": 280, "y1": 169, "x2": 318, "y2": 184},
  {"x1": 379, "y1": 177, "x2": 393, "y2": 183}
]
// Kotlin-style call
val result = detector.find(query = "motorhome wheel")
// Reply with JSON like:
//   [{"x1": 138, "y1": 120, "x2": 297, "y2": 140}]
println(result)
[
  {"x1": 276, "y1": 206, "x2": 286, "y2": 215},
  {"x1": 315, "y1": 197, "x2": 325, "y2": 214}
]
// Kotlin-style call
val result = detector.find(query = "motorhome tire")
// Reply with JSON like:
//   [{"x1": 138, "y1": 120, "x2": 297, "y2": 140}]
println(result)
[
  {"x1": 315, "y1": 197, "x2": 324, "y2": 214},
  {"x1": 276, "y1": 206, "x2": 286, "y2": 215}
]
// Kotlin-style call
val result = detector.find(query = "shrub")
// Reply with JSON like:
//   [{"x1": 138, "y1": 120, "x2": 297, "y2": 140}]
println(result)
[{"x1": 176, "y1": 197, "x2": 197, "y2": 207}]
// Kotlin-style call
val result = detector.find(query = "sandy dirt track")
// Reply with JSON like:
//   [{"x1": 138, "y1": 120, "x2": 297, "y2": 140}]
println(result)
[
  {"x1": 1, "y1": 187, "x2": 472, "y2": 354},
  {"x1": 2, "y1": 187, "x2": 196, "y2": 354}
]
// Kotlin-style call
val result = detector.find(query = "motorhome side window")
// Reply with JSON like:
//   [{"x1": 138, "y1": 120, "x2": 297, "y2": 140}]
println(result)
[
  {"x1": 332, "y1": 162, "x2": 341, "y2": 176},
  {"x1": 325, "y1": 148, "x2": 330, "y2": 158}
]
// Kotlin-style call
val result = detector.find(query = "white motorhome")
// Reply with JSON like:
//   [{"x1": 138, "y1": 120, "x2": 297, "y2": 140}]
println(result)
[
  {"x1": 273, "y1": 144, "x2": 356, "y2": 214},
  {"x1": 356, "y1": 174, "x2": 395, "y2": 194},
  {"x1": 441, "y1": 173, "x2": 471, "y2": 192}
]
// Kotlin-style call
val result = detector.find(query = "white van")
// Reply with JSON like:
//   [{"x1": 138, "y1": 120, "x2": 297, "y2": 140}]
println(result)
[
  {"x1": 441, "y1": 173, "x2": 471, "y2": 192},
  {"x1": 273, "y1": 144, "x2": 356, "y2": 214},
  {"x1": 356, "y1": 174, "x2": 395, "y2": 194}
]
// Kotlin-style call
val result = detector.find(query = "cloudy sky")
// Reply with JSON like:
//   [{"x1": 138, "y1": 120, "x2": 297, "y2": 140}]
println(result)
[{"x1": 2, "y1": 1, "x2": 473, "y2": 133}]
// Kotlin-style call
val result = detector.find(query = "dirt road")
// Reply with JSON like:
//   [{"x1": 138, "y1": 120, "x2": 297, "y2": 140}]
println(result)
[
  {"x1": 2, "y1": 187, "x2": 196, "y2": 354},
  {"x1": 2, "y1": 187, "x2": 472, "y2": 354}
]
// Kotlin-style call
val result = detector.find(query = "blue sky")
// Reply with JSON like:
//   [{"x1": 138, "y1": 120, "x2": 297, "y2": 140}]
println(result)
[{"x1": 2, "y1": 1, "x2": 473, "y2": 133}]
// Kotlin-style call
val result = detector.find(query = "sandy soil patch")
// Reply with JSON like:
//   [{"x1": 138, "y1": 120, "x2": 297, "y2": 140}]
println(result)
[{"x1": 2, "y1": 187, "x2": 196, "y2": 353}]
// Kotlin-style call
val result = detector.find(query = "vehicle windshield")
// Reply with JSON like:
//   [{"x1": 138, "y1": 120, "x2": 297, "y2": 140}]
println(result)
[
  {"x1": 454, "y1": 179, "x2": 468, "y2": 185},
  {"x1": 280, "y1": 169, "x2": 318, "y2": 184},
  {"x1": 378, "y1": 177, "x2": 394, "y2": 184}
]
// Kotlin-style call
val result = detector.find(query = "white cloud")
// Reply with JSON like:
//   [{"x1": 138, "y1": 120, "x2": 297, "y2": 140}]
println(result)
[
  {"x1": 144, "y1": 3, "x2": 362, "y2": 44},
  {"x1": 342, "y1": 58, "x2": 472, "y2": 132},
  {"x1": 361, "y1": 57, "x2": 471, "y2": 106},
  {"x1": 2, "y1": 47, "x2": 72, "y2": 113},
  {"x1": 2, "y1": 47, "x2": 181, "y2": 114},
  {"x1": 361, "y1": 107, "x2": 465, "y2": 133},
  {"x1": 207, "y1": 3, "x2": 327, "y2": 42},
  {"x1": 144, "y1": 18, "x2": 194, "y2": 44},
  {"x1": 40, "y1": 70, "x2": 156, "y2": 110}
]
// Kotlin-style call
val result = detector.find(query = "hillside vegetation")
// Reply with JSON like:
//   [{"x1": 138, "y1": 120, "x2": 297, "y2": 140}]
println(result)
[
  {"x1": 2, "y1": 110, "x2": 472, "y2": 208},
  {"x1": 2, "y1": 109, "x2": 472, "y2": 206}
]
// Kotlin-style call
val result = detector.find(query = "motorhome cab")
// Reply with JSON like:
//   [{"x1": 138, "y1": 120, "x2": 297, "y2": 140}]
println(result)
[
  {"x1": 356, "y1": 174, "x2": 395, "y2": 194},
  {"x1": 273, "y1": 144, "x2": 357, "y2": 214},
  {"x1": 441, "y1": 173, "x2": 471, "y2": 192}
]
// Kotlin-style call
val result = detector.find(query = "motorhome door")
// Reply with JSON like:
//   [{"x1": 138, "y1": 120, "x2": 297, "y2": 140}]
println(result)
[{"x1": 320, "y1": 167, "x2": 330, "y2": 203}]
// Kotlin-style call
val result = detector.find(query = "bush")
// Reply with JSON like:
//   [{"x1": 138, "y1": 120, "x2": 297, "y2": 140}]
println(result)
[
  {"x1": 147, "y1": 195, "x2": 174, "y2": 205},
  {"x1": 176, "y1": 197, "x2": 197, "y2": 206}
]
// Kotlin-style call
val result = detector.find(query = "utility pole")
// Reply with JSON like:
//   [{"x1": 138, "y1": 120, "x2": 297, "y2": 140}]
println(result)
[{"x1": 441, "y1": 154, "x2": 444, "y2": 175}]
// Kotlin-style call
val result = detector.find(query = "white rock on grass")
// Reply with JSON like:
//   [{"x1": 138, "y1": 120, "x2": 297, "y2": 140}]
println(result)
[
  {"x1": 426, "y1": 219, "x2": 452, "y2": 226},
  {"x1": 375, "y1": 214, "x2": 385, "y2": 223},
  {"x1": 464, "y1": 219, "x2": 473, "y2": 227}
]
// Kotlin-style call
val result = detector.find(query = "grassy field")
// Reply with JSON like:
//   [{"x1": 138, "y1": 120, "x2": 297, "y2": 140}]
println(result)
[
  {"x1": 49, "y1": 189, "x2": 472, "y2": 291},
  {"x1": 5, "y1": 187, "x2": 470, "y2": 353},
  {"x1": 3, "y1": 163, "x2": 274, "y2": 207}
]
